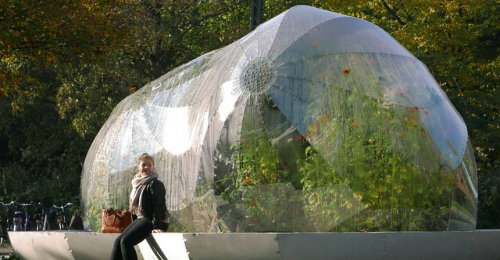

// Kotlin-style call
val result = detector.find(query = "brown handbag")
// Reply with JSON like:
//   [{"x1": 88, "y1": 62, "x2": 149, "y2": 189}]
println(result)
[{"x1": 101, "y1": 208, "x2": 133, "y2": 233}]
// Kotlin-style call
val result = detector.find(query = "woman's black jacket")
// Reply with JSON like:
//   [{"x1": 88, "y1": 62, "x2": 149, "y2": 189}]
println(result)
[{"x1": 136, "y1": 178, "x2": 170, "y2": 231}]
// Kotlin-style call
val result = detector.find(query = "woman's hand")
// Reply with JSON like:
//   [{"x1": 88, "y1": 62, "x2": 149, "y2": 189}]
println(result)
[{"x1": 152, "y1": 229, "x2": 164, "y2": 233}]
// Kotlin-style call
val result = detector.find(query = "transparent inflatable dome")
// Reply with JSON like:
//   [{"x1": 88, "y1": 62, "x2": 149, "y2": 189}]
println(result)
[{"x1": 81, "y1": 5, "x2": 477, "y2": 232}]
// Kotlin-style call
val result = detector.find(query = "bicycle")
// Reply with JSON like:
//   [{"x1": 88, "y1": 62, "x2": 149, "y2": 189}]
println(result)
[
  {"x1": 13, "y1": 208, "x2": 23, "y2": 232},
  {"x1": 0, "y1": 201, "x2": 15, "y2": 243},
  {"x1": 40, "y1": 204, "x2": 54, "y2": 231},
  {"x1": 32, "y1": 203, "x2": 47, "y2": 231},
  {"x1": 18, "y1": 202, "x2": 33, "y2": 231},
  {"x1": 52, "y1": 203, "x2": 73, "y2": 230}
]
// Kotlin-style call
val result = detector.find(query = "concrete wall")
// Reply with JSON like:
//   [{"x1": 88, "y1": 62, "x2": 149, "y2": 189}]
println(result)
[
  {"x1": 8, "y1": 231, "x2": 73, "y2": 260},
  {"x1": 8, "y1": 230, "x2": 500, "y2": 260}
]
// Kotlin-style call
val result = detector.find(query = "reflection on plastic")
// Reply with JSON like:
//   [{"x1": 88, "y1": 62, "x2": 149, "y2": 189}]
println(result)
[{"x1": 81, "y1": 5, "x2": 477, "y2": 233}]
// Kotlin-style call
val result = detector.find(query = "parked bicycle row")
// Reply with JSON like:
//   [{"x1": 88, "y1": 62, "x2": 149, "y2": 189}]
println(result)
[{"x1": 0, "y1": 201, "x2": 83, "y2": 237}]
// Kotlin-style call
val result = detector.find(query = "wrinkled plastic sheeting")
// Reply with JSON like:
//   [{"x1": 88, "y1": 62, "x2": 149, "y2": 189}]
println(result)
[{"x1": 81, "y1": 5, "x2": 477, "y2": 233}]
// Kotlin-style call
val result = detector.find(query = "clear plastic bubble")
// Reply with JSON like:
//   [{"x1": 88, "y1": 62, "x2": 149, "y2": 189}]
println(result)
[{"x1": 81, "y1": 6, "x2": 477, "y2": 232}]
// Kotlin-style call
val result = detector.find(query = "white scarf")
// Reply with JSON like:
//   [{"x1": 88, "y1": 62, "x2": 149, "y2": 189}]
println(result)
[{"x1": 129, "y1": 171, "x2": 159, "y2": 216}]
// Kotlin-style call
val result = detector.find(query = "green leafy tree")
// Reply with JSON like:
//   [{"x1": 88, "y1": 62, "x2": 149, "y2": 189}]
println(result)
[{"x1": 0, "y1": 0, "x2": 498, "y2": 229}]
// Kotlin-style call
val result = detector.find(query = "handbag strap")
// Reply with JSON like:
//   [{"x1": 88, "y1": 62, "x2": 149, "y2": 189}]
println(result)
[{"x1": 104, "y1": 211, "x2": 118, "y2": 227}]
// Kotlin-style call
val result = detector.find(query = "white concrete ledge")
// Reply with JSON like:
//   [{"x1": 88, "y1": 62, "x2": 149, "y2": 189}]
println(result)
[{"x1": 8, "y1": 230, "x2": 500, "y2": 260}]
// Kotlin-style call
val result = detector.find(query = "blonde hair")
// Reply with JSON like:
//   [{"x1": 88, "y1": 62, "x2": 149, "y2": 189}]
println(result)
[{"x1": 138, "y1": 153, "x2": 154, "y2": 165}]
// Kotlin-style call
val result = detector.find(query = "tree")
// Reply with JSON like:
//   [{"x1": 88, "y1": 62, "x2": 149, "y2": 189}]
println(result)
[
  {"x1": 0, "y1": 0, "x2": 124, "y2": 204},
  {"x1": 0, "y1": 0, "x2": 498, "y2": 229}
]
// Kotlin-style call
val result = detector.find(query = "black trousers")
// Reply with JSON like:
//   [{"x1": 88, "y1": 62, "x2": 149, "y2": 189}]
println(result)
[{"x1": 109, "y1": 218, "x2": 153, "y2": 260}]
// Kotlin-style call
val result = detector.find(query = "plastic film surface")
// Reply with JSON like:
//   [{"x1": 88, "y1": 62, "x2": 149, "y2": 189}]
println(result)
[{"x1": 81, "y1": 5, "x2": 477, "y2": 232}]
